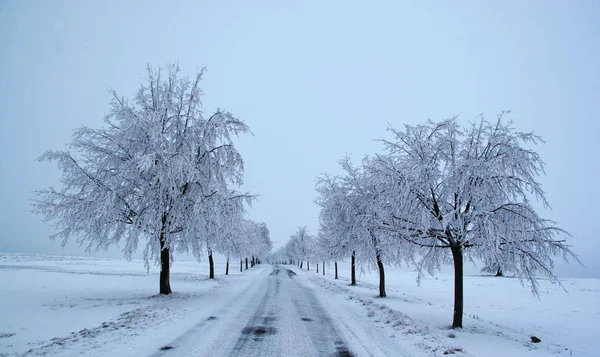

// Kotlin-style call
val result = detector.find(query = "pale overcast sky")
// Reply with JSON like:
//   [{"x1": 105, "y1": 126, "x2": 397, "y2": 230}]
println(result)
[{"x1": 0, "y1": 1, "x2": 598, "y2": 277}]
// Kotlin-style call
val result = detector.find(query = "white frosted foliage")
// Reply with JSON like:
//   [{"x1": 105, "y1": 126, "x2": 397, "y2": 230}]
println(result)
[{"x1": 33, "y1": 65, "x2": 267, "y2": 268}]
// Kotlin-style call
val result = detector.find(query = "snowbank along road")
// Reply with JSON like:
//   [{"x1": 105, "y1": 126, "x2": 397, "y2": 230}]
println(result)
[
  {"x1": 6, "y1": 255, "x2": 585, "y2": 357},
  {"x1": 152, "y1": 265, "x2": 355, "y2": 357}
]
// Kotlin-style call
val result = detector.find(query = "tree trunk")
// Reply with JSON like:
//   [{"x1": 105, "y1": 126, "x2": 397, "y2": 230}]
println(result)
[
  {"x1": 495, "y1": 266, "x2": 503, "y2": 276},
  {"x1": 316, "y1": 263, "x2": 319, "y2": 274},
  {"x1": 376, "y1": 255, "x2": 386, "y2": 297},
  {"x1": 245, "y1": 257, "x2": 248, "y2": 270},
  {"x1": 159, "y1": 233, "x2": 171, "y2": 294},
  {"x1": 240, "y1": 258, "x2": 243, "y2": 272},
  {"x1": 300, "y1": 260, "x2": 303, "y2": 269},
  {"x1": 208, "y1": 248, "x2": 214, "y2": 279},
  {"x1": 251, "y1": 255, "x2": 255, "y2": 267},
  {"x1": 307, "y1": 261, "x2": 310, "y2": 271},
  {"x1": 335, "y1": 261, "x2": 338, "y2": 279},
  {"x1": 451, "y1": 245, "x2": 464, "y2": 328},
  {"x1": 351, "y1": 251, "x2": 356, "y2": 286},
  {"x1": 323, "y1": 261, "x2": 325, "y2": 276},
  {"x1": 226, "y1": 257, "x2": 229, "y2": 275}
]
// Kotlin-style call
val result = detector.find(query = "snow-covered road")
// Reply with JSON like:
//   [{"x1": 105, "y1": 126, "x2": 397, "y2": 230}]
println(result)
[
  {"x1": 3, "y1": 257, "x2": 404, "y2": 357},
  {"x1": 152, "y1": 265, "x2": 355, "y2": 356},
  {"x1": 3, "y1": 254, "x2": 597, "y2": 357}
]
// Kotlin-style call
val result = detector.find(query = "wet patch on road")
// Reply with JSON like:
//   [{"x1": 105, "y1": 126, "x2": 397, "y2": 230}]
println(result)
[
  {"x1": 301, "y1": 317, "x2": 313, "y2": 322},
  {"x1": 159, "y1": 346, "x2": 173, "y2": 351},
  {"x1": 263, "y1": 315, "x2": 277, "y2": 324},
  {"x1": 333, "y1": 340, "x2": 354, "y2": 357},
  {"x1": 206, "y1": 316, "x2": 217, "y2": 321},
  {"x1": 286, "y1": 269, "x2": 296, "y2": 278},
  {"x1": 335, "y1": 348, "x2": 354, "y2": 357},
  {"x1": 241, "y1": 326, "x2": 277, "y2": 337}
]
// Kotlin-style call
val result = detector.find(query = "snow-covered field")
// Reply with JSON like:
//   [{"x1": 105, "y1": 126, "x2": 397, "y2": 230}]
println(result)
[
  {"x1": 0, "y1": 253, "x2": 597, "y2": 356},
  {"x1": 305, "y1": 262, "x2": 599, "y2": 356}
]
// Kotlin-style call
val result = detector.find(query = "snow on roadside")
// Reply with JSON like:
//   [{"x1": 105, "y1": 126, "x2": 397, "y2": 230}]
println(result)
[
  {"x1": 293, "y1": 266, "x2": 460, "y2": 357},
  {"x1": 0, "y1": 253, "x2": 253, "y2": 357},
  {"x1": 293, "y1": 261, "x2": 599, "y2": 357},
  {"x1": 1, "y1": 254, "x2": 598, "y2": 357}
]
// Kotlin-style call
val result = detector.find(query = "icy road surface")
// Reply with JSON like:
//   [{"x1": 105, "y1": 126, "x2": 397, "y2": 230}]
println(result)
[
  {"x1": 151, "y1": 265, "x2": 386, "y2": 357},
  {"x1": 4, "y1": 254, "x2": 594, "y2": 357}
]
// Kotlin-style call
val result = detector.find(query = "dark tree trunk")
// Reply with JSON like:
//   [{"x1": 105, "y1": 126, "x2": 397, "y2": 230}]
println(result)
[
  {"x1": 307, "y1": 261, "x2": 310, "y2": 271},
  {"x1": 451, "y1": 245, "x2": 464, "y2": 329},
  {"x1": 351, "y1": 251, "x2": 356, "y2": 286},
  {"x1": 240, "y1": 258, "x2": 243, "y2": 272},
  {"x1": 495, "y1": 266, "x2": 503, "y2": 276},
  {"x1": 208, "y1": 248, "x2": 214, "y2": 279},
  {"x1": 245, "y1": 257, "x2": 248, "y2": 270},
  {"x1": 316, "y1": 263, "x2": 319, "y2": 274},
  {"x1": 376, "y1": 255, "x2": 386, "y2": 297},
  {"x1": 323, "y1": 261, "x2": 325, "y2": 276},
  {"x1": 335, "y1": 261, "x2": 338, "y2": 279},
  {"x1": 159, "y1": 232, "x2": 172, "y2": 294},
  {"x1": 226, "y1": 258, "x2": 229, "y2": 275},
  {"x1": 251, "y1": 255, "x2": 255, "y2": 267},
  {"x1": 300, "y1": 260, "x2": 303, "y2": 269}
]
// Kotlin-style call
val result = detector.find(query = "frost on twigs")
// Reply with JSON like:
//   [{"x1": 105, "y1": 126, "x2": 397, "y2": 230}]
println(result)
[
  {"x1": 312, "y1": 112, "x2": 579, "y2": 328},
  {"x1": 33, "y1": 64, "x2": 271, "y2": 291}
]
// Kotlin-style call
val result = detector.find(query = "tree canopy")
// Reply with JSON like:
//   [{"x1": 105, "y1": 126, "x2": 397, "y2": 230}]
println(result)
[
  {"x1": 312, "y1": 113, "x2": 578, "y2": 327},
  {"x1": 34, "y1": 65, "x2": 269, "y2": 293}
]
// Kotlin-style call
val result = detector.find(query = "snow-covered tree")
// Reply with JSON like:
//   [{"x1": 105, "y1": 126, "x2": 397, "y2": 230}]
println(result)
[
  {"x1": 220, "y1": 218, "x2": 251, "y2": 274},
  {"x1": 375, "y1": 114, "x2": 578, "y2": 327},
  {"x1": 222, "y1": 219, "x2": 272, "y2": 272},
  {"x1": 268, "y1": 243, "x2": 295, "y2": 265},
  {"x1": 312, "y1": 235, "x2": 339, "y2": 279},
  {"x1": 274, "y1": 242, "x2": 292, "y2": 265},
  {"x1": 247, "y1": 221, "x2": 273, "y2": 266},
  {"x1": 288, "y1": 226, "x2": 315, "y2": 269},
  {"x1": 203, "y1": 189, "x2": 251, "y2": 278},
  {"x1": 33, "y1": 65, "x2": 252, "y2": 294},
  {"x1": 282, "y1": 239, "x2": 298, "y2": 265},
  {"x1": 316, "y1": 156, "x2": 400, "y2": 297},
  {"x1": 315, "y1": 174, "x2": 357, "y2": 283}
]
